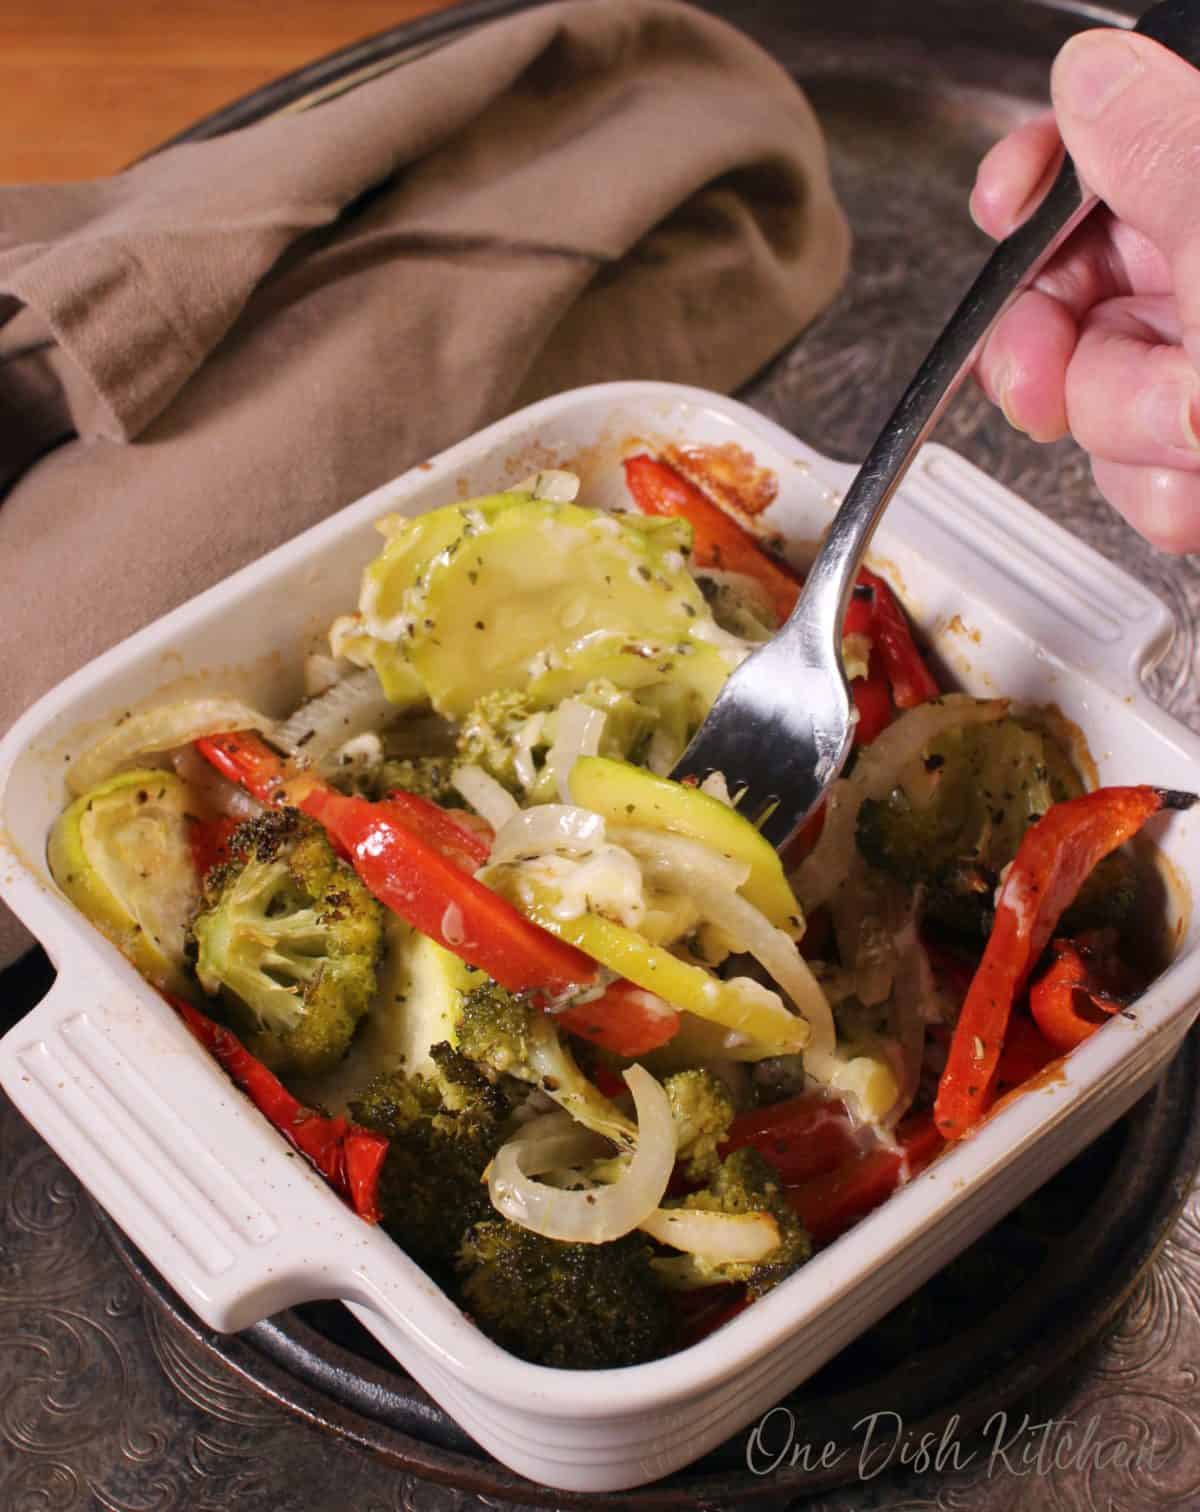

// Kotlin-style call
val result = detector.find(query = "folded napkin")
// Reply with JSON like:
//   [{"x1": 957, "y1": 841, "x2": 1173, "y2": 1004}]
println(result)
[{"x1": 0, "y1": 0, "x2": 849, "y2": 967}]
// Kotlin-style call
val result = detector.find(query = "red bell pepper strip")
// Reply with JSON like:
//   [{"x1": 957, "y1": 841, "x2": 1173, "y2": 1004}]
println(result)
[
  {"x1": 197, "y1": 730, "x2": 297, "y2": 804},
  {"x1": 856, "y1": 567, "x2": 941, "y2": 709},
  {"x1": 195, "y1": 732, "x2": 597, "y2": 997},
  {"x1": 554, "y1": 980, "x2": 680, "y2": 1057},
  {"x1": 302, "y1": 784, "x2": 596, "y2": 995},
  {"x1": 720, "y1": 1092, "x2": 859, "y2": 1185},
  {"x1": 994, "y1": 1013, "x2": 1061, "y2": 1093},
  {"x1": 841, "y1": 583, "x2": 875, "y2": 639},
  {"x1": 623, "y1": 454, "x2": 939, "y2": 728},
  {"x1": 1029, "y1": 938, "x2": 1126, "y2": 1052},
  {"x1": 379, "y1": 789, "x2": 492, "y2": 872},
  {"x1": 934, "y1": 785, "x2": 1194, "y2": 1141},
  {"x1": 623, "y1": 453, "x2": 801, "y2": 623},
  {"x1": 784, "y1": 1112, "x2": 942, "y2": 1248},
  {"x1": 851, "y1": 648, "x2": 896, "y2": 747},
  {"x1": 166, "y1": 994, "x2": 389, "y2": 1223},
  {"x1": 186, "y1": 813, "x2": 241, "y2": 881}
]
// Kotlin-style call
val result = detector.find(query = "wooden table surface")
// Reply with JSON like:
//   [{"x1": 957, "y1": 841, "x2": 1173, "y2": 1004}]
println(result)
[{"x1": 1, "y1": 0, "x2": 454, "y2": 183}]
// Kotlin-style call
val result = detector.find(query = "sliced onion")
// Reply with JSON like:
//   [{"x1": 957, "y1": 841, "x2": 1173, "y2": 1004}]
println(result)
[
  {"x1": 487, "y1": 1066, "x2": 675, "y2": 1243},
  {"x1": 304, "y1": 652, "x2": 355, "y2": 698},
  {"x1": 548, "y1": 844, "x2": 647, "y2": 929},
  {"x1": 546, "y1": 699, "x2": 606, "y2": 803},
  {"x1": 489, "y1": 804, "x2": 606, "y2": 866},
  {"x1": 496, "y1": 1108, "x2": 614, "y2": 1177},
  {"x1": 831, "y1": 853, "x2": 896, "y2": 1008},
  {"x1": 880, "y1": 899, "x2": 931, "y2": 1129},
  {"x1": 794, "y1": 695, "x2": 1009, "y2": 911},
  {"x1": 512, "y1": 712, "x2": 547, "y2": 792},
  {"x1": 640, "y1": 1207, "x2": 781, "y2": 1263},
  {"x1": 69, "y1": 696, "x2": 275, "y2": 796},
  {"x1": 273, "y1": 668, "x2": 397, "y2": 767},
  {"x1": 170, "y1": 746, "x2": 263, "y2": 820},
  {"x1": 451, "y1": 764, "x2": 520, "y2": 832},
  {"x1": 680, "y1": 871, "x2": 835, "y2": 1060},
  {"x1": 611, "y1": 825, "x2": 750, "y2": 896}
]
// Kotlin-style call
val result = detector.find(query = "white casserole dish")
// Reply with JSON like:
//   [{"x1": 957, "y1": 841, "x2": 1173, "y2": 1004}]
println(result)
[{"x1": 2, "y1": 380, "x2": 1198, "y2": 1494}]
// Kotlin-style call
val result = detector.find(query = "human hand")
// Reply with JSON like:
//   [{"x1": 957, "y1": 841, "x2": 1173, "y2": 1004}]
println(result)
[{"x1": 972, "y1": 28, "x2": 1200, "y2": 552}]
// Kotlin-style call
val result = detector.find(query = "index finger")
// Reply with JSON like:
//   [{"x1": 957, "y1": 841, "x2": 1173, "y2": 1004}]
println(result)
[{"x1": 1052, "y1": 29, "x2": 1200, "y2": 360}]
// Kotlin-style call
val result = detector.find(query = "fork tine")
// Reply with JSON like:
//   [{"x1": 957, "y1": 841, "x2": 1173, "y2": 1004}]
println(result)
[{"x1": 671, "y1": 642, "x2": 854, "y2": 849}]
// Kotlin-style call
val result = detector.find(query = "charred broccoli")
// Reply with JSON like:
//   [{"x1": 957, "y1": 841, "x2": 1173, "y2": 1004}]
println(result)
[
  {"x1": 651, "y1": 1147, "x2": 811, "y2": 1298},
  {"x1": 455, "y1": 682, "x2": 669, "y2": 797},
  {"x1": 349, "y1": 1043, "x2": 516, "y2": 1273},
  {"x1": 456, "y1": 1219, "x2": 673, "y2": 1368},
  {"x1": 329, "y1": 752, "x2": 461, "y2": 805},
  {"x1": 456, "y1": 689, "x2": 541, "y2": 792},
  {"x1": 189, "y1": 808, "x2": 383, "y2": 1078},
  {"x1": 455, "y1": 981, "x2": 635, "y2": 1145},
  {"x1": 663, "y1": 1069, "x2": 735, "y2": 1182},
  {"x1": 856, "y1": 716, "x2": 1137, "y2": 941}
]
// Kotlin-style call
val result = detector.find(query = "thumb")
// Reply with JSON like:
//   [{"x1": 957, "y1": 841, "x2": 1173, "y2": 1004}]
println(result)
[{"x1": 1052, "y1": 28, "x2": 1200, "y2": 361}]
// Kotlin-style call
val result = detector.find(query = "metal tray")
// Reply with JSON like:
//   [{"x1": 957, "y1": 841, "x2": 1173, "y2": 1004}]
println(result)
[{"x1": 6, "y1": 0, "x2": 1200, "y2": 1507}]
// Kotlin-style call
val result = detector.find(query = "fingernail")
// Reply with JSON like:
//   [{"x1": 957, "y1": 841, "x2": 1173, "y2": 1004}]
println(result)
[
  {"x1": 996, "y1": 363, "x2": 1026, "y2": 434},
  {"x1": 1054, "y1": 34, "x2": 1143, "y2": 121},
  {"x1": 1137, "y1": 383, "x2": 1200, "y2": 452}
]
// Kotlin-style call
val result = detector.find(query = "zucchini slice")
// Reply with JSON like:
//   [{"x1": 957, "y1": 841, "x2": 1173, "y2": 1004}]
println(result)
[{"x1": 48, "y1": 768, "x2": 199, "y2": 993}]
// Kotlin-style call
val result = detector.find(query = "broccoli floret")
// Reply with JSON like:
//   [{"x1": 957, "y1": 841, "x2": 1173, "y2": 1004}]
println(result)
[
  {"x1": 857, "y1": 718, "x2": 1065, "y2": 884},
  {"x1": 456, "y1": 689, "x2": 541, "y2": 792},
  {"x1": 651, "y1": 1147, "x2": 811, "y2": 1298},
  {"x1": 350, "y1": 1043, "x2": 516, "y2": 1274},
  {"x1": 456, "y1": 1219, "x2": 674, "y2": 1369},
  {"x1": 190, "y1": 808, "x2": 383, "y2": 1078},
  {"x1": 329, "y1": 752, "x2": 461, "y2": 805},
  {"x1": 380, "y1": 756, "x2": 462, "y2": 804},
  {"x1": 855, "y1": 717, "x2": 1140, "y2": 943},
  {"x1": 455, "y1": 981, "x2": 635, "y2": 1146},
  {"x1": 663, "y1": 1069, "x2": 735, "y2": 1182}
]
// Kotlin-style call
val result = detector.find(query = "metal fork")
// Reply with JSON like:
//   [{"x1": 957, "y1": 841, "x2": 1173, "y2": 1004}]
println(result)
[{"x1": 671, "y1": 0, "x2": 1200, "y2": 849}]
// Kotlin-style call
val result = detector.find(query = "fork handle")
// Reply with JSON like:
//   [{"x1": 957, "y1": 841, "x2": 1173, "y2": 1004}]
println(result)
[{"x1": 795, "y1": 0, "x2": 1200, "y2": 672}]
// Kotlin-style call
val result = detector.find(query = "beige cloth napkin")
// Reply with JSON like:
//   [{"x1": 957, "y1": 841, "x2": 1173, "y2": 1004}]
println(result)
[{"x1": 0, "y1": 0, "x2": 850, "y2": 967}]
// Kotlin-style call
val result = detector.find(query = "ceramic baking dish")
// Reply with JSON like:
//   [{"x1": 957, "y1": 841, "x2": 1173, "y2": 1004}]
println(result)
[{"x1": 2, "y1": 380, "x2": 1198, "y2": 1494}]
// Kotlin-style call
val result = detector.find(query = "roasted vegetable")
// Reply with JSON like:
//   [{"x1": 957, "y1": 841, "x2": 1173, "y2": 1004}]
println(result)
[
  {"x1": 935, "y1": 786, "x2": 1194, "y2": 1140},
  {"x1": 498, "y1": 875, "x2": 811, "y2": 1055},
  {"x1": 454, "y1": 981, "x2": 634, "y2": 1145},
  {"x1": 855, "y1": 716, "x2": 1140, "y2": 940},
  {"x1": 456, "y1": 689, "x2": 541, "y2": 793},
  {"x1": 349, "y1": 1044, "x2": 516, "y2": 1272},
  {"x1": 170, "y1": 994, "x2": 389, "y2": 1222},
  {"x1": 351, "y1": 492, "x2": 732, "y2": 717},
  {"x1": 190, "y1": 807, "x2": 384, "y2": 1078},
  {"x1": 662, "y1": 1068, "x2": 736, "y2": 1182},
  {"x1": 568, "y1": 755, "x2": 803, "y2": 932},
  {"x1": 196, "y1": 730, "x2": 598, "y2": 996},
  {"x1": 456, "y1": 1219, "x2": 673, "y2": 1369},
  {"x1": 48, "y1": 768, "x2": 200, "y2": 993},
  {"x1": 650, "y1": 1147, "x2": 811, "y2": 1297}
]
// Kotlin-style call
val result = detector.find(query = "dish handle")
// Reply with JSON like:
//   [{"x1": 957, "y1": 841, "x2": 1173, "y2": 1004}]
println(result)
[
  {"x1": 890, "y1": 443, "x2": 1176, "y2": 695},
  {"x1": 0, "y1": 959, "x2": 357, "y2": 1332}
]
